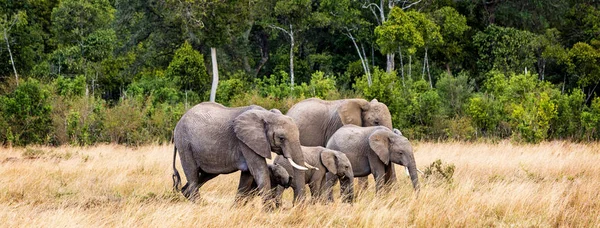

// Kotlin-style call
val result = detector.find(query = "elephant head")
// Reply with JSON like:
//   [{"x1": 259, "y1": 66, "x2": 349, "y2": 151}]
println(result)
[
  {"x1": 321, "y1": 149, "x2": 354, "y2": 203},
  {"x1": 269, "y1": 163, "x2": 292, "y2": 188},
  {"x1": 339, "y1": 99, "x2": 393, "y2": 130},
  {"x1": 368, "y1": 129, "x2": 419, "y2": 190},
  {"x1": 233, "y1": 110, "x2": 308, "y2": 201},
  {"x1": 320, "y1": 149, "x2": 353, "y2": 180}
]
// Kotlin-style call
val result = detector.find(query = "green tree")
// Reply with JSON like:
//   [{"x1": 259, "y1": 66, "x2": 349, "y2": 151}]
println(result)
[
  {"x1": 431, "y1": 7, "x2": 469, "y2": 74},
  {"x1": 473, "y1": 25, "x2": 538, "y2": 84},
  {"x1": 375, "y1": 7, "x2": 423, "y2": 85},
  {"x1": 1, "y1": 11, "x2": 27, "y2": 84},
  {"x1": 567, "y1": 41, "x2": 600, "y2": 103},
  {"x1": 50, "y1": 0, "x2": 116, "y2": 96},
  {"x1": 166, "y1": 41, "x2": 209, "y2": 99}
]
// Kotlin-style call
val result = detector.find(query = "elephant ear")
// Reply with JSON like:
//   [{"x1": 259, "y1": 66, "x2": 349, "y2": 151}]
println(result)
[
  {"x1": 369, "y1": 130, "x2": 390, "y2": 165},
  {"x1": 338, "y1": 99, "x2": 369, "y2": 126},
  {"x1": 269, "y1": 108, "x2": 282, "y2": 114},
  {"x1": 234, "y1": 110, "x2": 271, "y2": 159},
  {"x1": 320, "y1": 150, "x2": 338, "y2": 174}
]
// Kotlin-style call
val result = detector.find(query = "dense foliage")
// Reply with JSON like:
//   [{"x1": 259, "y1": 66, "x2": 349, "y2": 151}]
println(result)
[{"x1": 1, "y1": 0, "x2": 599, "y2": 145}]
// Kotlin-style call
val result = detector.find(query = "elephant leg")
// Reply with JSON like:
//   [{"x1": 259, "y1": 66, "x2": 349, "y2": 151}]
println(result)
[
  {"x1": 356, "y1": 176, "x2": 369, "y2": 196},
  {"x1": 240, "y1": 147, "x2": 273, "y2": 211},
  {"x1": 274, "y1": 185, "x2": 284, "y2": 208},
  {"x1": 181, "y1": 164, "x2": 201, "y2": 202},
  {"x1": 339, "y1": 176, "x2": 354, "y2": 203},
  {"x1": 383, "y1": 163, "x2": 397, "y2": 185},
  {"x1": 308, "y1": 178, "x2": 323, "y2": 203},
  {"x1": 323, "y1": 172, "x2": 338, "y2": 202},
  {"x1": 368, "y1": 158, "x2": 387, "y2": 194},
  {"x1": 234, "y1": 171, "x2": 255, "y2": 206}
]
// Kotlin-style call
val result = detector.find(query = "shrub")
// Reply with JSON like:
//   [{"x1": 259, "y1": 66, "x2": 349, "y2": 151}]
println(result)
[
  {"x1": 103, "y1": 98, "x2": 146, "y2": 145},
  {"x1": 435, "y1": 72, "x2": 474, "y2": 117},
  {"x1": 0, "y1": 78, "x2": 53, "y2": 145},
  {"x1": 581, "y1": 96, "x2": 600, "y2": 140}
]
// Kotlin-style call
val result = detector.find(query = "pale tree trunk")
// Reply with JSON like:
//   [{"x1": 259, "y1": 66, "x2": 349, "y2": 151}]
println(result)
[
  {"x1": 422, "y1": 47, "x2": 433, "y2": 88},
  {"x1": 399, "y1": 47, "x2": 405, "y2": 87},
  {"x1": 426, "y1": 48, "x2": 432, "y2": 88},
  {"x1": 386, "y1": 53, "x2": 395, "y2": 73},
  {"x1": 345, "y1": 29, "x2": 372, "y2": 86},
  {"x1": 210, "y1": 47, "x2": 219, "y2": 102},
  {"x1": 409, "y1": 55, "x2": 412, "y2": 78},
  {"x1": 290, "y1": 33, "x2": 295, "y2": 90},
  {"x1": 269, "y1": 24, "x2": 295, "y2": 90},
  {"x1": 3, "y1": 28, "x2": 18, "y2": 85},
  {"x1": 362, "y1": 0, "x2": 422, "y2": 74},
  {"x1": 361, "y1": 43, "x2": 372, "y2": 85}
]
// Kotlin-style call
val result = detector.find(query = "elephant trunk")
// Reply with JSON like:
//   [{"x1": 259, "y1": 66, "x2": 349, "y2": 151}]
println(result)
[
  {"x1": 407, "y1": 162, "x2": 420, "y2": 191},
  {"x1": 340, "y1": 174, "x2": 354, "y2": 203},
  {"x1": 288, "y1": 141, "x2": 307, "y2": 203}
]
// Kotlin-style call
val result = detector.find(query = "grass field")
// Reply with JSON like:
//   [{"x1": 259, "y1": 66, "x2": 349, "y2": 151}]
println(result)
[{"x1": 1, "y1": 141, "x2": 599, "y2": 227}]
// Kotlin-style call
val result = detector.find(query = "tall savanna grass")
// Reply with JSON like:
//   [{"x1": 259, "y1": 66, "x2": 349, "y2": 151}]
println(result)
[{"x1": 1, "y1": 141, "x2": 599, "y2": 227}]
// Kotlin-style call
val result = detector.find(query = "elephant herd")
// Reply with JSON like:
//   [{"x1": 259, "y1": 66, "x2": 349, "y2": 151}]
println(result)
[{"x1": 171, "y1": 98, "x2": 419, "y2": 210}]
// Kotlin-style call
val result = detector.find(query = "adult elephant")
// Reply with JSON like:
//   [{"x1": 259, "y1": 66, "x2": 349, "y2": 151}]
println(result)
[
  {"x1": 286, "y1": 98, "x2": 395, "y2": 189},
  {"x1": 172, "y1": 102, "x2": 308, "y2": 208},
  {"x1": 326, "y1": 125, "x2": 419, "y2": 193}
]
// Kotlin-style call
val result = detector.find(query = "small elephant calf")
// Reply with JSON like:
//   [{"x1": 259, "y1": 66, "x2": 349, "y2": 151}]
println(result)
[
  {"x1": 237, "y1": 163, "x2": 293, "y2": 207},
  {"x1": 274, "y1": 146, "x2": 354, "y2": 203}
]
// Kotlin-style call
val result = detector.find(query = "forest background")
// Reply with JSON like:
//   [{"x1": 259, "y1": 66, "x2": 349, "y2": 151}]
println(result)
[{"x1": 1, "y1": 0, "x2": 600, "y2": 146}]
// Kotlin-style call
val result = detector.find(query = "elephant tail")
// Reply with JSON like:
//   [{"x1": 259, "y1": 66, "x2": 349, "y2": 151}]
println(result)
[{"x1": 172, "y1": 145, "x2": 182, "y2": 192}]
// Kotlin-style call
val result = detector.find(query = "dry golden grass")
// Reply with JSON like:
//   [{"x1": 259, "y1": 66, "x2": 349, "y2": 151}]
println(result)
[{"x1": 1, "y1": 141, "x2": 599, "y2": 227}]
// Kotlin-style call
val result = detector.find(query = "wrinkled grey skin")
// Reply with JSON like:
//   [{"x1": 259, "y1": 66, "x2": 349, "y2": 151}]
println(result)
[
  {"x1": 172, "y1": 102, "x2": 306, "y2": 209},
  {"x1": 326, "y1": 125, "x2": 419, "y2": 195},
  {"x1": 241, "y1": 164, "x2": 293, "y2": 206},
  {"x1": 286, "y1": 98, "x2": 396, "y2": 190},
  {"x1": 273, "y1": 146, "x2": 354, "y2": 204}
]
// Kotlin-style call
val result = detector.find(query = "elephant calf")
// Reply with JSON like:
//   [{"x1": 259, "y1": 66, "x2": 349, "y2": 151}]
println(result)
[
  {"x1": 240, "y1": 163, "x2": 293, "y2": 206},
  {"x1": 274, "y1": 146, "x2": 354, "y2": 203},
  {"x1": 326, "y1": 125, "x2": 419, "y2": 194}
]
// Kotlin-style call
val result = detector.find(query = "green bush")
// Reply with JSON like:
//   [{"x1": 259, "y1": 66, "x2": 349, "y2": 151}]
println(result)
[
  {"x1": 435, "y1": 72, "x2": 474, "y2": 117},
  {"x1": 55, "y1": 75, "x2": 86, "y2": 97},
  {"x1": 550, "y1": 89, "x2": 585, "y2": 139},
  {"x1": 581, "y1": 96, "x2": 600, "y2": 140},
  {"x1": 0, "y1": 78, "x2": 53, "y2": 146},
  {"x1": 103, "y1": 98, "x2": 146, "y2": 145}
]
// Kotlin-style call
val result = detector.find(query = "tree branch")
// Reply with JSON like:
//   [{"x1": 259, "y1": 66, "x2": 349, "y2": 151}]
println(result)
[
  {"x1": 402, "y1": 0, "x2": 422, "y2": 10},
  {"x1": 267, "y1": 24, "x2": 292, "y2": 38}
]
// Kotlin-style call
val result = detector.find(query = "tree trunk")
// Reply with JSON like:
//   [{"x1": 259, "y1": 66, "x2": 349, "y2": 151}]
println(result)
[
  {"x1": 361, "y1": 43, "x2": 372, "y2": 86},
  {"x1": 426, "y1": 48, "x2": 432, "y2": 88},
  {"x1": 255, "y1": 31, "x2": 269, "y2": 77},
  {"x1": 290, "y1": 35, "x2": 295, "y2": 90},
  {"x1": 347, "y1": 31, "x2": 371, "y2": 86},
  {"x1": 399, "y1": 47, "x2": 405, "y2": 87},
  {"x1": 4, "y1": 28, "x2": 18, "y2": 85},
  {"x1": 386, "y1": 53, "x2": 395, "y2": 73},
  {"x1": 210, "y1": 47, "x2": 219, "y2": 102},
  {"x1": 409, "y1": 55, "x2": 412, "y2": 78}
]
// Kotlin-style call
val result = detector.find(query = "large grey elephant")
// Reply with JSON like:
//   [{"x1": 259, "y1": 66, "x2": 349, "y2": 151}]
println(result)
[
  {"x1": 171, "y1": 102, "x2": 308, "y2": 208},
  {"x1": 326, "y1": 125, "x2": 419, "y2": 194},
  {"x1": 273, "y1": 146, "x2": 354, "y2": 204},
  {"x1": 286, "y1": 98, "x2": 396, "y2": 190}
]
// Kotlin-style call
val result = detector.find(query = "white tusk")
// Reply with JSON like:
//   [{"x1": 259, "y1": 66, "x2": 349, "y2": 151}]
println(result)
[
  {"x1": 417, "y1": 168, "x2": 425, "y2": 175},
  {"x1": 405, "y1": 167, "x2": 410, "y2": 176},
  {"x1": 288, "y1": 158, "x2": 308, "y2": 171},
  {"x1": 304, "y1": 162, "x2": 319, "y2": 171}
]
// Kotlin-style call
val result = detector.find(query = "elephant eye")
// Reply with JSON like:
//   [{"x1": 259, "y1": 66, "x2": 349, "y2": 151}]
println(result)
[
  {"x1": 279, "y1": 136, "x2": 285, "y2": 141},
  {"x1": 374, "y1": 120, "x2": 380, "y2": 125}
]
